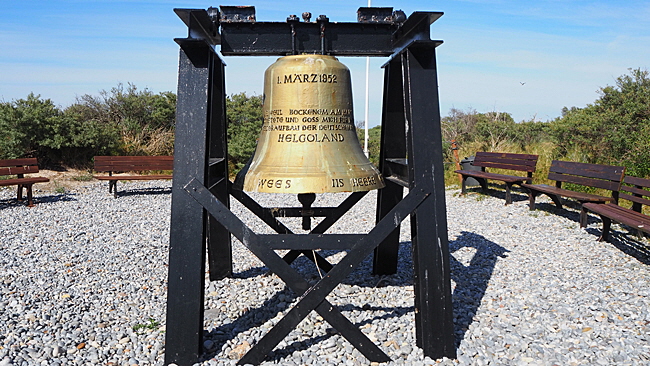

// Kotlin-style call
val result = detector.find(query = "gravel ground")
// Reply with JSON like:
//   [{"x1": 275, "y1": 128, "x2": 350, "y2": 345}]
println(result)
[{"x1": 1, "y1": 180, "x2": 649, "y2": 366}]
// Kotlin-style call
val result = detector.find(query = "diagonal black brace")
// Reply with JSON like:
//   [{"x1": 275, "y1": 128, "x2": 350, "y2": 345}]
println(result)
[
  {"x1": 228, "y1": 183, "x2": 332, "y2": 271},
  {"x1": 243, "y1": 190, "x2": 428, "y2": 364},
  {"x1": 183, "y1": 178, "x2": 394, "y2": 364},
  {"x1": 282, "y1": 191, "x2": 368, "y2": 269}
]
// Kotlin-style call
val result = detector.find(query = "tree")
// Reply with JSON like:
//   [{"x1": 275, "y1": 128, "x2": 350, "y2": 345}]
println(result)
[
  {"x1": 551, "y1": 68, "x2": 650, "y2": 176},
  {"x1": 69, "y1": 83, "x2": 176, "y2": 156},
  {"x1": 0, "y1": 93, "x2": 120, "y2": 167},
  {"x1": 0, "y1": 93, "x2": 63, "y2": 162},
  {"x1": 441, "y1": 107, "x2": 479, "y2": 144},
  {"x1": 474, "y1": 111, "x2": 516, "y2": 151},
  {"x1": 355, "y1": 124, "x2": 382, "y2": 166},
  {"x1": 226, "y1": 93, "x2": 264, "y2": 172}
]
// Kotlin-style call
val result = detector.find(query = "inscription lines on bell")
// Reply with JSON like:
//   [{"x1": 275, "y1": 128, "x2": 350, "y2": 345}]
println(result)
[
  {"x1": 277, "y1": 133, "x2": 345, "y2": 143},
  {"x1": 262, "y1": 123, "x2": 355, "y2": 132},
  {"x1": 288, "y1": 108, "x2": 351, "y2": 116},
  {"x1": 257, "y1": 178, "x2": 292, "y2": 189},
  {"x1": 350, "y1": 175, "x2": 378, "y2": 187},
  {"x1": 276, "y1": 73, "x2": 338, "y2": 84}
]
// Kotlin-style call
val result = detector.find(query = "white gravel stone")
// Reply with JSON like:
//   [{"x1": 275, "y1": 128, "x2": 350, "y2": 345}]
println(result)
[{"x1": 1, "y1": 181, "x2": 649, "y2": 365}]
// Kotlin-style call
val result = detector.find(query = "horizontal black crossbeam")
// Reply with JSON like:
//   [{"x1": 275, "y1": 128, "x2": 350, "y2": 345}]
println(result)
[
  {"x1": 174, "y1": 7, "x2": 442, "y2": 56},
  {"x1": 220, "y1": 22, "x2": 398, "y2": 56},
  {"x1": 260, "y1": 234, "x2": 366, "y2": 250}
]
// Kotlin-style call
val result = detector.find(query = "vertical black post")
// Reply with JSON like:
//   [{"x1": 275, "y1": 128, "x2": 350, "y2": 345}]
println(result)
[
  {"x1": 403, "y1": 42, "x2": 456, "y2": 359},
  {"x1": 206, "y1": 55, "x2": 232, "y2": 281},
  {"x1": 165, "y1": 43, "x2": 216, "y2": 365},
  {"x1": 373, "y1": 58, "x2": 406, "y2": 275}
]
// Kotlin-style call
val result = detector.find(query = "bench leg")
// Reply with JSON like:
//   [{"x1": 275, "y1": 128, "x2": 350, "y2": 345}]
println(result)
[
  {"x1": 504, "y1": 183, "x2": 514, "y2": 205},
  {"x1": 460, "y1": 176, "x2": 467, "y2": 195},
  {"x1": 25, "y1": 184, "x2": 34, "y2": 207},
  {"x1": 598, "y1": 215, "x2": 611, "y2": 242},
  {"x1": 477, "y1": 177, "x2": 488, "y2": 192},
  {"x1": 549, "y1": 194, "x2": 563, "y2": 209},
  {"x1": 17, "y1": 184, "x2": 24, "y2": 201},
  {"x1": 109, "y1": 181, "x2": 118, "y2": 198},
  {"x1": 579, "y1": 206, "x2": 589, "y2": 228},
  {"x1": 527, "y1": 191, "x2": 538, "y2": 210}
]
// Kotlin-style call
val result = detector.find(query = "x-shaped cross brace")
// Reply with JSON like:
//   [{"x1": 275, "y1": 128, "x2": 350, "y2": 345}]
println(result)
[
  {"x1": 230, "y1": 182, "x2": 369, "y2": 272},
  {"x1": 184, "y1": 178, "x2": 428, "y2": 365}
]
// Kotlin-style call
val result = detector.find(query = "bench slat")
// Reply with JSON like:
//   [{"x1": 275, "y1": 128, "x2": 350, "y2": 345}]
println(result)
[
  {"x1": 94, "y1": 156, "x2": 173, "y2": 172},
  {"x1": 475, "y1": 161, "x2": 536, "y2": 172},
  {"x1": 94, "y1": 156, "x2": 173, "y2": 162},
  {"x1": 475, "y1": 151, "x2": 538, "y2": 160},
  {"x1": 522, "y1": 183, "x2": 614, "y2": 202},
  {"x1": 619, "y1": 193, "x2": 650, "y2": 208},
  {"x1": 623, "y1": 175, "x2": 650, "y2": 188},
  {"x1": 0, "y1": 177, "x2": 50, "y2": 186},
  {"x1": 621, "y1": 185, "x2": 650, "y2": 197},
  {"x1": 0, "y1": 158, "x2": 39, "y2": 167},
  {"x1": 584, "y1": 203, "x2": 650, "y2": 235},
  {"x1": 547, "y1": 172, "x2": 622, "y2": 191},
  {"x1": 473, "y1": 152, "x2": 538, "y2": 172},
  {"x1": 94, "y1": 175, "x2": 173, "y2": 181},
  {"x1": 618, "y1": 175, "x2": 650, "y2": 209},
  {"x1": 454, "y1": 170, "x2": 531, "y2": 184},
  {"x1": 550, "y1": 160, "x2": 625, "y2": 181},
  {"x1": 94, "y1": 164, "x2": 173, "y2": 171},
  {"x1": 0, "y1": 165, "x2": 40, "y2": 176}
]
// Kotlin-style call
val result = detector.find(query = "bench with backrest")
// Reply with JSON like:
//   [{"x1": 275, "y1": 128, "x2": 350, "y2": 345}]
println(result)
[
  {"x1": 580, "y1": 175, "x2": 650, "y2": 242},
  {"x1": 454, "y1": 151, "x2": 539, "y2": 205},
  {"x1": 93, "y1": 156, "x2": 173, "y2": 197},
  {"x1": 521, "y1": 160, "x2": 625, "y2": 211},
  {"x1": 0, "y1": 158, "x2": 50, "y2": 207}
]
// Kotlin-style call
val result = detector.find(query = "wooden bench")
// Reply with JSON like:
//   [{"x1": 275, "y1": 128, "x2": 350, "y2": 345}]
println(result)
[
  {"x1": 581, "y1": 175, "x2": 650, "y2": 242},
  {"x1": 522, "y1": 160, "x2": 625, "y2": 211},
  {"x1": 93, "y1": 156, "x2": 173, "y2": 197},
  {"x1": 0, "y1": 158, "x2": 50, "y2": 207},
  {"x1": 454, "y1": 151, "x2": 539, "y2": 204}
]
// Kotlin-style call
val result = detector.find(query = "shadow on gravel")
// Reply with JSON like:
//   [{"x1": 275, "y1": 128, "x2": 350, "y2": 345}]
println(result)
[
  {"x1": 584, "y1": 227, "x2": 650, "y2": 265},
  {"x1": 202, "y1": 294, "x2": 413, "y2": 363},
  {"x1": 449, "y1": 231, "x2": 509, "y2": 347},
  {"x1": 528, "y1": 201, "x2": 600, "y2": 224},
  {"x1": 460, "y1": 183, "x2": 529, "y2": 204},
  {"x1": 201, "y1": 232, "x2": 509, "y2": 362},
  {"x1": 0, "y1": 193, "x2": 77, "y2": 209},
  {"x1": 113, "y1": 187, "x2": 172, "y2": 197}
]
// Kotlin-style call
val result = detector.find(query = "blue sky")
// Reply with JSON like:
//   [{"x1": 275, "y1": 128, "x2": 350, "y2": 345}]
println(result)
[{"x1": 1, "y1": 1, "x2": 649, "y2": 126}]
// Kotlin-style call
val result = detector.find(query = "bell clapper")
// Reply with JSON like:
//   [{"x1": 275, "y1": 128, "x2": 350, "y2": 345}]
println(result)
[{"x1": 298, "y1": 193, "x2": 316, "y2": 231}]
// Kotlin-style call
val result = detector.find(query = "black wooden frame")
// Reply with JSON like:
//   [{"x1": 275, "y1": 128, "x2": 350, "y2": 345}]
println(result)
[{"x1": 166, "y1": 6, "x2": 454, "y2": 365}]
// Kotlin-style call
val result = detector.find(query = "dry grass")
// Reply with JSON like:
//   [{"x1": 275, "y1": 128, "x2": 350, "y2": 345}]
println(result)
[{"x1": 121, "y1": 128, "x2": 175, "y2": 156}]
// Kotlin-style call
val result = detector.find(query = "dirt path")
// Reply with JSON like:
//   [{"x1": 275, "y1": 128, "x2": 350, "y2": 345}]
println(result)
[{"x1": 33, "y1": 169, "x2": 97, "y2": 192}]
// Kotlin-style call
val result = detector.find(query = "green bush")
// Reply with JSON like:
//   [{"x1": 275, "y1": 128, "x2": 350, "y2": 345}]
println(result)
[
  {"x1": 226, "y1": 93, "x2": 264, "y2": 173},
  {"x1": 0, "y1": 93, "x2": 119, "y2": 167},
  {"x1": 356, "y1": 125, "x2": 381, "y2": 166},
  {"x1": 69, "y1": 83, "x2": 176, "y2": 157},
  {"x1": 551, "y1": 68, "x2": 650, "y2": 177}
]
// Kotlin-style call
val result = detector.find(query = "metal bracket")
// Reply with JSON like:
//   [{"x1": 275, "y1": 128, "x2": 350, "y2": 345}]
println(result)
[
  {"x1": 357, "y1": 7, "x2": 406, "y2": 24},
  {"x1": 219, "y1": 5, "x2": 256, "y2": 23}
]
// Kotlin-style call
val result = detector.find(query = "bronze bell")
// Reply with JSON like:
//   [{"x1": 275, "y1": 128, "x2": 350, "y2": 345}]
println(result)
[{"x1": 235, "y1": 54, "x2": 384, "y2": 194}]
